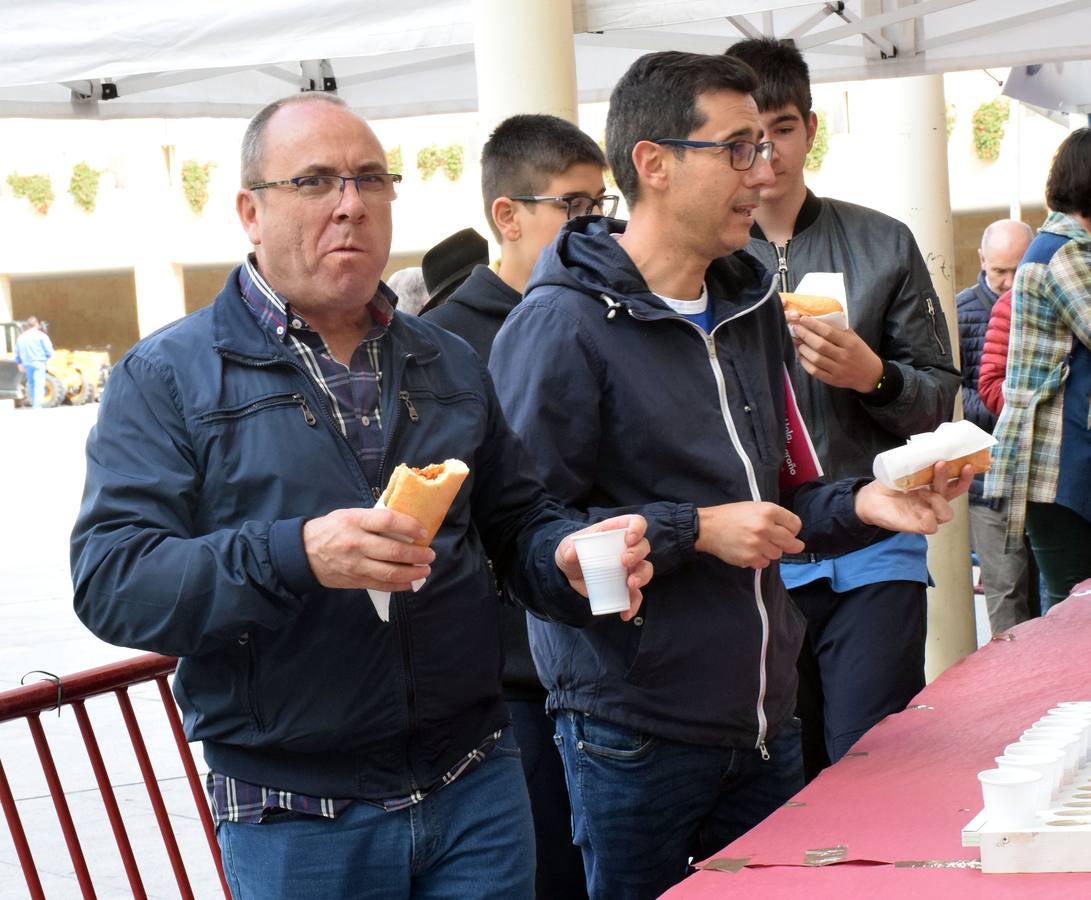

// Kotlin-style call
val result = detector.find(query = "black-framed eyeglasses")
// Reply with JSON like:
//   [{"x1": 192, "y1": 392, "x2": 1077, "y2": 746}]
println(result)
[
  {"x1": 653, "y1": 138, "x2": 774, "y2": 172},
  {"x1": 248, "y1": 173, "x2": 403, "y2": 202},
  {"x1": 510, "y1": 193, "x2": 620, "y2": 220}
]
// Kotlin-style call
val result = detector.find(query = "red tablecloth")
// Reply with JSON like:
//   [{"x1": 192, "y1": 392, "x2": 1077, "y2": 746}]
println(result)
[{"x1": 664, "y1": 580, "x2": 1091, "y2": 899}]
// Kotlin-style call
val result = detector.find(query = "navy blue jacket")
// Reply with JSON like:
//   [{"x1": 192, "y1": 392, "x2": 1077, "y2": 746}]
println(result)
[
  {"x1": 71, "y1": 267, "x2": 589, "y2": 800},
  {"x1": 956, "y1": 271, "x2": 999, "y2": 507},
  {"x1": 490, "y1": 218, "x2": 886, "y2": 750}
]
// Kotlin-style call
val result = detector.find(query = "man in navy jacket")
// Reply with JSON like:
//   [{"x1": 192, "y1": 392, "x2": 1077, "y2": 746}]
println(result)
[
  {"x1": 490, "y1": 51, "x2": 972, "y2": 900},
  {"x1": 70, "y1": 93, "x2": 652, "y2": 900}
]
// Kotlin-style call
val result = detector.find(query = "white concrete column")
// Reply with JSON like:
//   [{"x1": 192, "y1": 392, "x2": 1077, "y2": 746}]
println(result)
[
  {"x1": 133, "y1": 260, "x2": 187, "y2": 338},
  {"x1": 0, "y1": 274, "x2": 13, "y2": 322},
  {"x1": 850, "y1": 73, "x2": 977, "y2": 680},
  {"x1": 471, "y1": 0, "x2": 578, "y2": 134}
]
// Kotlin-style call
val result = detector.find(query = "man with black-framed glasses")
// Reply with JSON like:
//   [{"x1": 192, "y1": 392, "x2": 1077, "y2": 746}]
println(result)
[
  {"x1": 72, "y1": 92, "x2": 655, "y2": 900},
  {"x1": 424, "y1": 113, "x2": 611, "y2": 900},
  {"x1": 490, "y1": 50, "x2": 971, "y2": 899}
]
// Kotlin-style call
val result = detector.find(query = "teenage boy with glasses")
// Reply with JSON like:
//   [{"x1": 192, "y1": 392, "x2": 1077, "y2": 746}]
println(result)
[
  {"x1": 490, "y1": 51, "x2": 971, "y2": 899},
  {"x1": 72, "y1": 93, "x2": 655, "y2": 900},
  {"x1": 424, "y1": 112, "x2": 611, "y2": 900},
  {"x1": 724, "y1": 38, "x2": 959, "y2": 781}
]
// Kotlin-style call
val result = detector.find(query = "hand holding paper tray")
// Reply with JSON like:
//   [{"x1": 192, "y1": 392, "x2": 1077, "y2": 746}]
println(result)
[
  {"x1": 873, "y1": 420, "x2": 995, "y2": 491},
  {"x1": 367, "y1": 459, "x2": 469, "y2": 621}
]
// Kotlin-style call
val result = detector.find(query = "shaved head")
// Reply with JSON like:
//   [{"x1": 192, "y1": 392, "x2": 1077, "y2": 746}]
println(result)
[{"x1": 979, "y1": 219, "x2": 1032, "y2": 295}]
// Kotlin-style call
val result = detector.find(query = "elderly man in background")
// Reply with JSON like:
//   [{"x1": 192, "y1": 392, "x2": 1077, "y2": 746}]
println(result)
[{"x1": 956, "y1": 219, "x2": 1034, "y2": 634}]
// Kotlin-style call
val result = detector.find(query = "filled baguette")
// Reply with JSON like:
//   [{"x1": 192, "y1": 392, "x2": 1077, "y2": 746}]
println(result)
[
  {"x1": 380, "y1": 459, "x2": 469, "y2": 546},
  {"x1": 891, "y1": 448, "x2": 991, "y2": 491},
  {"x1": 780, "y1": 292, "x2": 843, "y2": 317}
]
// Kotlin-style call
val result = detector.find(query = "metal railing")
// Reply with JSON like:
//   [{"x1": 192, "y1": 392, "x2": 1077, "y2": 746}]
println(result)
[{"x1": 0, "y1": 653, "x2": 230, "y2": 899}]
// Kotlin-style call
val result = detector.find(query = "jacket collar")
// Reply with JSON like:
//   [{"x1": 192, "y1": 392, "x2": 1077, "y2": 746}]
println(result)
[
  {"x1": 212, "y1": 264, "x2": 441, "y2": 366},
  {"x1": 749, "y1": 188, "x2": 823, "y2": 242},
  {"x1": 973, "y1": 270, "x2": 999, "y2": 308}
]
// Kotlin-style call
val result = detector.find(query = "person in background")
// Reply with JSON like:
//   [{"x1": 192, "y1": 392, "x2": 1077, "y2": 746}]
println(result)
[
  {"x1": 14, "y1": 316, "x2": 54, "y2": 408},
  {"x1": 70, "y1": 92, "x2": 652, "y2": 900},
  {"x1": 978, "y1": 287, "x2": 1014, "y2": 416},
  {"x1": 384, "y1": 265, "x2": 429, "y2": 316},
  {"x1": 489, "y1": 50, "x2": 972, "y2": 900},
  {"x1": 987, "y1": 128, "x2": 1091, "y2": 611},
  {"x1": 418, "y1": 227, "x2": 489, "y2": 315},
  {"x1": 424, "y1": 112, "x2": 613, "y2": 900},
  {"x1": 725, "y1": 37, "x2": 959, "y2": 780},
  {"x1": 956, "y1": 219, "x2": 1034, "y2": 634}
]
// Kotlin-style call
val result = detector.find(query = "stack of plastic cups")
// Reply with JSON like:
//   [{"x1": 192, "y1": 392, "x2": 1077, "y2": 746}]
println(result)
[
  {"x1": 1019, "y1": 727, "x2": 1082, "y2": 784},
  {"x1": 996, "y1": 744, "x2": 1064, "y2": 810},
  {"x1": 1042, "y1": 707, "x2": 1091, "y2": 765}
]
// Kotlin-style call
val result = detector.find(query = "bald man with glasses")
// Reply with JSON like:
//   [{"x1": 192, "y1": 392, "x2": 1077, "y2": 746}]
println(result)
[{"x1": 72, "y1": 93, "x2": 654, "y2": 900}]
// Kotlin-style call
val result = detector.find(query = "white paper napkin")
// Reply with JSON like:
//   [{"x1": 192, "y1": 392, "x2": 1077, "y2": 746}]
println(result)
[
  {"x1": 366, "y1": 497, "x2": 428, "y2": 622},
  {"x1": 790, "y1": 272, "x2": 849, "y2": 331}
]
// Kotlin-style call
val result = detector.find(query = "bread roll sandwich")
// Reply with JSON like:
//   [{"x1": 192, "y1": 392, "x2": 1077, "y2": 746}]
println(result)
[
  {"x1": 780, "y1": 292, "x2": 843, "y2": 317},
  {"x1": 891, "y1": 448, "x2": 991, "y2": 491},
  {"x1": 380, "y1": 459, "x2": 469, "y2": 546}
]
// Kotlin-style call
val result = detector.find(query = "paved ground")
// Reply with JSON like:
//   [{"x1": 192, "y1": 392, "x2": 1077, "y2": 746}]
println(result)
[
  {"x1": 0, "y1": 401, "x2": 992, "y2": 898},
  {"x1": 0, "y1": 403, "x2": 223, "y2": 899}
]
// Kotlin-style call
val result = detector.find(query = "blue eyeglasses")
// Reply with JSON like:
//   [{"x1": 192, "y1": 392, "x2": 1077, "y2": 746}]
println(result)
[{"x1": 653, "y1": 138, "x2": 774, "y2": 172}]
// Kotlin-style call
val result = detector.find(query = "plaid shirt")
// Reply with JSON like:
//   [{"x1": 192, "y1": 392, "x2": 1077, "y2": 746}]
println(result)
[
  {"x1": 986, "y1": 213, "x2": 1091, "y2": 549},
  {"x1": 238, "y1": 255, "x2": 391, "y2": 487},
  {"x1": 207, "y1": 730, "x2": 503, "y2": 824}
]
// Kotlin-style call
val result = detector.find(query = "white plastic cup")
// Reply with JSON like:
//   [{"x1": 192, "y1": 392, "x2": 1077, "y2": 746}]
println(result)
[
  {"x1": 1039, "y1": 715, "x2": 1091, "y2": 763},
  {"x1": 570, "y1": 529, "x2": 631, "y2": 615},
  {"x1": 1002, "y1": 743, "x2": 1064, "y2": 795},
  {"x1": 978, "y1": 768, "x2": 1042, "y2": 829},
  {"x1": 1057, "y1": 701, "x2": 1091, "y2": 711},
  {"x1": 996, "y1": 754, "x2": 1058, "y2": 809},
  {"x1": 1026, "y1": 723, "x2": 1087, "y2": 766}
]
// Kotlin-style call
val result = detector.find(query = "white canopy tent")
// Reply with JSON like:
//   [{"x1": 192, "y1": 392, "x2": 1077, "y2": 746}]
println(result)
[{"x1": 1, "y1": 0, "x2": 1089, "y2": 120}]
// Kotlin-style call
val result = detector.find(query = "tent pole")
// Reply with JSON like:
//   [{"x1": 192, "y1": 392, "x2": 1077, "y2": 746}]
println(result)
[
  {"x1": 470, "y1": 0, "x2": 578, "y2": 135},
  {"x1": 849, "y1": 72, "x2": 978, "y2": 678}
]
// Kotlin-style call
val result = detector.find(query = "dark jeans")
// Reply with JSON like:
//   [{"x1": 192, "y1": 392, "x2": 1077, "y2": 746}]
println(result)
[
  {"x1": 553, "y1": 710, "x2": 803, "y2": 900},
  {"x1": 216, "y1": 727, "x2": 533, "y2": 899},
  {"x1": 507, "y1": 699, "x2": 588, "y2": 900},
  {"x1": 793, "y1": 579, "x2": 927, "y2": 781},
  {"x1": 1026, "y1": 502, "x2": 1091, "y2": 611}
]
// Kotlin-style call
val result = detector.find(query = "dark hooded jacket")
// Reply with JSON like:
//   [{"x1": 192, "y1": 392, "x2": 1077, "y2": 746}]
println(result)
[{"x1": 490, "y1": 218, "x2": 886, "y2": 750}]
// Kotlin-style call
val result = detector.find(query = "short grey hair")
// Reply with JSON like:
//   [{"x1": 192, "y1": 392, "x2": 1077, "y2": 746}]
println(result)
[
  {"x1": 240, "y1": 93, "x2": 348, "y2": 187},
  {"x1": 980, "y1": 218, "x2": 1032, "y2": 253}
]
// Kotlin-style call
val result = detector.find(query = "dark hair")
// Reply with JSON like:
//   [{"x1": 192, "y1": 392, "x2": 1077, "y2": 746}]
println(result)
[
  {"x1": 605, "y1": 51, "x2": 757, "y2": 206},
  {"x1": 240, "y1": 93, "x2": 348, "y2": 186},
  {"x1": 1045, "y1": 128, "x2": 1091, "y2": 219},
  {"x1": 480, "y1": 114, "x2": 606, "y2": 241},
  {"x1": 723, "y1": 37, "x2": 812, "y2": 119}
]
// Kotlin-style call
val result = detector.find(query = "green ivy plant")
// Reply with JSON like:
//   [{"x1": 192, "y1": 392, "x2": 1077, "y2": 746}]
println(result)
[
  {"x1": 971, "y1": 99, "x2": 1009, "y2": 162},
  {"x1": 7, "y1": 173, "x2": 55, "y2": 215},
  {"x1": 597, "y1": 139, "x2": 617, "y2": 189},
  {"x1": 416, "y1": 144, "x2": 464, "y2": 182},
  {"x1": 804, "y1": 111, "x2": 829, "y2": 172},
  {"x1": 387, "y1": 145, "x2": 403, "y2": 177},
  {"x1": 181, "y1": 160, "x2": 215, "y2": 214},
  {"x1": 945, "y1": 104, "x2": 956, "y2": 140},
  {"x1": 69, "y1": 162, "x2": 102, "y2": 212}
]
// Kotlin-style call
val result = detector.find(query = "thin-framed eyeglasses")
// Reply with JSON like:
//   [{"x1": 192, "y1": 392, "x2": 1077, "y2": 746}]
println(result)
[
  {"x1": 248, "y1": 173, "x2": 403, "y2": 202},
  {"x1": 509, "y1": 193, "x2": 620, "y2": 220},
  {"x1": 652, "y1": 138, "x2": 774, "y2": 172}
]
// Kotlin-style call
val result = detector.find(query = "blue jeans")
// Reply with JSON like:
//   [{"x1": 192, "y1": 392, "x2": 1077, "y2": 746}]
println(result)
[
  {"x1": 24, "y1": 362, "x2": 46, "y2": 408},
  {"x1": 554, "y1": 710, "x2": 803, "y2": 900},
  {"x1": 216, "y1": 728, "x2": 534, "y2": 900},
  {"x1": 508, "y1": 699, "x2": 587, "y2": 900}
]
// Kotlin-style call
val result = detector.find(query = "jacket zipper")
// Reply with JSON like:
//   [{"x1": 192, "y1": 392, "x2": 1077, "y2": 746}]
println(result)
[
  {"x1": 774, "y1": 242, "x2": 791, "y2": 292},
  {"x1": 698, "y1": 324, "x2": 772, "y2": 754},
  {"x1": 371, "y1": 375, "x2": 419, "y2": 500},
  {"x1": 924, "y1": 297, "x2": 947, "y2": 355}
]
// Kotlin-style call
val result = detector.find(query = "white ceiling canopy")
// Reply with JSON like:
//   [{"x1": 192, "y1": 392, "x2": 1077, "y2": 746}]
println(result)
[{"x1": 0, "y1": 0, "x2": 1088, "y2": 120}]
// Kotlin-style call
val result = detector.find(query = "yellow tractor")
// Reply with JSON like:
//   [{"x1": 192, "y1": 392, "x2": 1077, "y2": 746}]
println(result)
[{"x1": 1, "y1": 321, "x2": 111, "y2": 407}]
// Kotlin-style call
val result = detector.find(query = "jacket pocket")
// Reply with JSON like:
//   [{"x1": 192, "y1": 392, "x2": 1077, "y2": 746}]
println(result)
[
  {"x1": 240, "y1": 632, "x2": 266, "y2": 734},
  {"x1": 198, "y1": 392, "x2": 318, "y2": 428}
]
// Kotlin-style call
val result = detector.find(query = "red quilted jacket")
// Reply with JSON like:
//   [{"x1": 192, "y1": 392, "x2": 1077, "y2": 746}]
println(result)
[{"x1": 978, "y1": 288, "x2": 1011, "y2": 416}]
